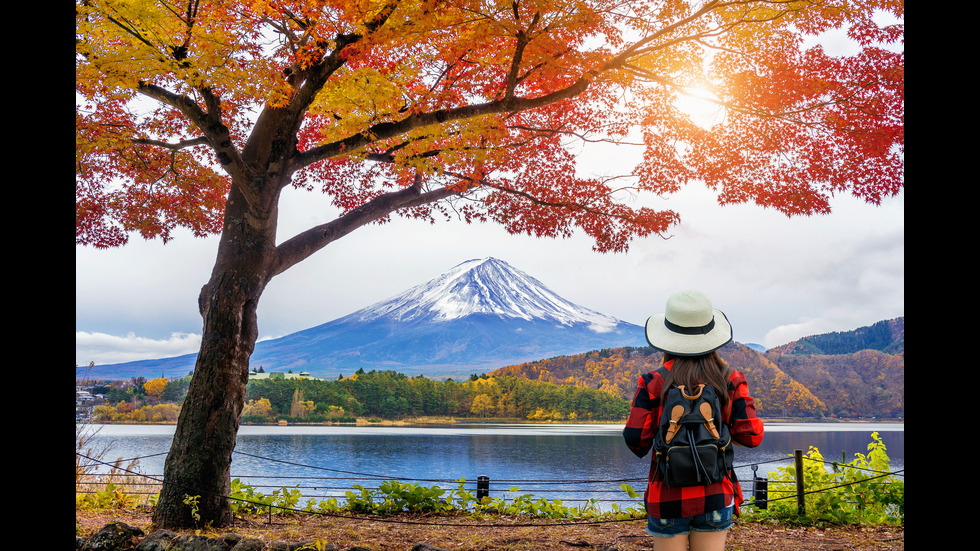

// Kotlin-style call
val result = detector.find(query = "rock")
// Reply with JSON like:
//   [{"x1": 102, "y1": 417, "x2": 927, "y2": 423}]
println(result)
[
  {"x1": 135, "y1": 530, "x2": 177, "y2": 551},
  {"x1": 229, "y1": 537, "x2": 266, "y2": 551},
  {"x1": 411, "y1": 544, "x2": 451, "y2": 551},
  {"x1": 219, "y1": 533, "x2": 243, "y2": 547},
  {"x1": 82, "y1": 521, "x2": 145, "y2": 550}
]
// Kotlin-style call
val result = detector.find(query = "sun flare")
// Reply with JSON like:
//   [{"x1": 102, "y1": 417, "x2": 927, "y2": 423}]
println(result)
[{"x1": 674, "y1": 85, "x2": 726, "y2": 128}]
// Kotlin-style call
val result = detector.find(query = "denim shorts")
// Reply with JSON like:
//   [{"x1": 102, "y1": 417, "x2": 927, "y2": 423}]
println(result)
[{"x1": 646, "y1": 506, "x2": 734, "y2": 537}]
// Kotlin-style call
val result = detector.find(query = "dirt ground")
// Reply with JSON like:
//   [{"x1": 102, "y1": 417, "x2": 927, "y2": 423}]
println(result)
[{"x1": 76, "y1": 508, "x2": 903, "y2": 550}]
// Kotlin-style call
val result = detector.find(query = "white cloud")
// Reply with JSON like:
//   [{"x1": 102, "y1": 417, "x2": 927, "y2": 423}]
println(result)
[
  {"x1": 761, "y1": 306, "x2": 900, "y2": 350},
  {"x1": 75, "y1": 331, "x2": 202, "y2": 366}
]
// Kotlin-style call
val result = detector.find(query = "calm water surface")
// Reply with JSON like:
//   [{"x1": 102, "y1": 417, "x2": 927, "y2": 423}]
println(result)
[{"x1": 80, "y1": 422, "x2": 904, "y2": 509}]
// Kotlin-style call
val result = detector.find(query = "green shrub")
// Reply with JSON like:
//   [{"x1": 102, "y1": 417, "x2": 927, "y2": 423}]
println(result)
[
  {"x1": 746, "y1": 432, "x2": 903, "y2": 526},
  {"x1": 76, "y1": 482, "x2": 137, "y2": 510},
  {"x1": 221, "y1": 477, "x2": 645, "y2": 521}
]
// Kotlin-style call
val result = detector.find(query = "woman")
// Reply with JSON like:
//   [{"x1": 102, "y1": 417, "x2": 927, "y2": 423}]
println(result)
[{"x1": 623, "y1": 290, "x2": 764, "y2": 551}]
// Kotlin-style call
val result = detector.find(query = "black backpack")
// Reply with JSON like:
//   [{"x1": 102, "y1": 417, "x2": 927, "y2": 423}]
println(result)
[{"x1": 652, "y1": 367, "x2": 734, "y2": 488}]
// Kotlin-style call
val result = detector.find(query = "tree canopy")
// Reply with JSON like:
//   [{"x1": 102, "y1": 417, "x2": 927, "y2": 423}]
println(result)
[{"x1": 77, "y1": 0, "x2": 904, "y2": 256}]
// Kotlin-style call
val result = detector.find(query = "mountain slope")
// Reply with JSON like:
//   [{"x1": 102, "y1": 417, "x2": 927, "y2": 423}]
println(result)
[
  {"x1": 85, "y1": 258, "x2": 647, "y2": 380},
  {"x1": 764, "y1": 317, "x2": 905, "y2": 417},
  {"x1": 765, "y1": 317, "x2": 904, "y2": 356},
  {"x1": 491, "y1": 342, "x2": 827, "y2": 417},
  {"x1": 492, "y1": 317, "x2": 905, "y2": 418}
]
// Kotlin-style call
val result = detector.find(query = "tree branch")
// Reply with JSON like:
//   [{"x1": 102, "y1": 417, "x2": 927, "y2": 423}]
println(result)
[
  {"x1": 136, "y1": 82, "x2": 251, "y2": 190},
  {"x1": 291, "y1": 2, "x2": 734, "y2": 172},
  {"x1": 272, "y1": 175, "x2": 454, "y2": 276},
  {"x1": 445, "y1": 171, "x2": 645, "y2": 227},
  {"x1": 292, "y1": 74, "x2": 593, "y2": 172},
  {"x1": 132, "y1": 136, "x2": 210, "y2": 150},
  {"x1": 504, "y1": 11, "x2": 541, "y2": 99},
  {"x1": 243, "y1": 2, "x2": 401, "y2": 188}
]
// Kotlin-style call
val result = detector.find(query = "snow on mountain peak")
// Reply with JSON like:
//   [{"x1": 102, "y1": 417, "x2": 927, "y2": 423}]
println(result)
[{"x1": 350, "y1": 257, "x2": 621, "y2": 331}]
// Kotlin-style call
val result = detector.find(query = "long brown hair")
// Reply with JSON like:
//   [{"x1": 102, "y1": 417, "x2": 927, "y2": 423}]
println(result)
[{"x1": 661, "y1": 351, "x2": 733, "y2": 411}]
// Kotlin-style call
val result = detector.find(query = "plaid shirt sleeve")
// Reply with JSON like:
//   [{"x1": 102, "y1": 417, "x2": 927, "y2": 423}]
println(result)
[
  {"x1": 728, "y1": 370, "x2": 765, "y2": 448},
  {"x1": 622, "y1": 371, "x2": 661, "y2": 459}
]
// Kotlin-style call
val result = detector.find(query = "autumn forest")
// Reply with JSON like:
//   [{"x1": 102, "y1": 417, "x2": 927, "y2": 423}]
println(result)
[{"x1": 493, "y1": 317, "x2": 905, "y2": 419}]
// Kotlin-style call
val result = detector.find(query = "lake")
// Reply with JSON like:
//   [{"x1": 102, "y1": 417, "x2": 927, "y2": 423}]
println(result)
[{"x1": 78, "y1": 422, "x2": 904, "y2": 511}]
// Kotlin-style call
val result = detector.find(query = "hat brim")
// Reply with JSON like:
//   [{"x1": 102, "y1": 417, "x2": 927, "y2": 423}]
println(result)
[{"x1": 645, "y1": 310, "x2": 733, "y2": 356}]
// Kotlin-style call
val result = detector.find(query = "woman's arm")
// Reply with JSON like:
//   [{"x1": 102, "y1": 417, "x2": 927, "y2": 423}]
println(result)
[
  {"x1": 728, "y1": 371, "x2": 764, "y2": 448},
  {"x1": 623, "y1": 372, "x2": 660, "y2": 458}
]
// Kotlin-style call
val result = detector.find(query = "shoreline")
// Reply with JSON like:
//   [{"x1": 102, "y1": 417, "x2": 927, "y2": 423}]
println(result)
[{"x1": 80, "y1": 415, "x2": 904, "y2": 427}]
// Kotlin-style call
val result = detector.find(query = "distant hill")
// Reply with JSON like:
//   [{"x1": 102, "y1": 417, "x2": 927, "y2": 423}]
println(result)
[
  {"x1": 744, "y1": 343, "x2": 767, "y2": 353},
  {"x1": 491, "y1": 342, "x2": 827, "y2": 418},
  {"x1": 764, "y1": 317, "x2": 904, "y2": 418},
  {"x1": 492, "y1": 317, "x2": 905, "y2": 418},
  {"x1": 766, "y1": 317, "x2": 904, "y2": 356}
]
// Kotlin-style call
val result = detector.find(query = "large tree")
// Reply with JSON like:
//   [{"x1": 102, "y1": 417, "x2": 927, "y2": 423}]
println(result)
[{"x1": 75, "y1": 0, "x2": 903, "y2": 528}]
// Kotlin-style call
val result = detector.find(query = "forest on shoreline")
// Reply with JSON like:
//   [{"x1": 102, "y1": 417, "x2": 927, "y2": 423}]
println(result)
[{"x1": 82, "y1": 369, "x2": 631, "y2": 424}]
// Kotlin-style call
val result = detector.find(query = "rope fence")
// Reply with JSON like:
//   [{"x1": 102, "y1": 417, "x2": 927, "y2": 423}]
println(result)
[{"x1": 76, "y1": 447, "x2": 905, "y2": 525}]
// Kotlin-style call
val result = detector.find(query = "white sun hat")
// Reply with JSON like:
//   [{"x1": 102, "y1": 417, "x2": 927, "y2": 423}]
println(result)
[{"x1": 644, "y1": 290, "x2": 733, "y2": 356}]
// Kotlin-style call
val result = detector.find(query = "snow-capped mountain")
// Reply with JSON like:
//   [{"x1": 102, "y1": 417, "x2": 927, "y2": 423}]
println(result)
[
  {"x1": 85, "y1": 257, "x2": 647, "y2": 379},
  {"x1": 351, "y1": 257, "x2": 622, "y2": 331}
]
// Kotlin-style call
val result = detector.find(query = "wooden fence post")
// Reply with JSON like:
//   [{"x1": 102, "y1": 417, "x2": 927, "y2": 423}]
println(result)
[{"x1": 794, "y1": 449, "x2": 805, "y2": 516}]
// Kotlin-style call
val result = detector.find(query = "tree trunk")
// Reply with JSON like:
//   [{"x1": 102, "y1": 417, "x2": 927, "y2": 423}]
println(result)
[
  {"x1": 152, "y1": 183, "x2": 276, "y2": 528},
  {"x1": 148, "y1": 123, "x2": 449, "y2": 527}
]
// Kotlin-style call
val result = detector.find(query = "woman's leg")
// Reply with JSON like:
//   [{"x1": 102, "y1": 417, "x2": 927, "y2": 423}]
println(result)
[
  {"x1": 652, "y1": 534, "x2": 690, "y2": 551},
  {"x1": 688, "y1": 529, "x2": 729, "y2": 551}
]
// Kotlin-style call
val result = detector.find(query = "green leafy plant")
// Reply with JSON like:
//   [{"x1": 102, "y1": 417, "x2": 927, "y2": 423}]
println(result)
[
  {"x1": 228, "y1": 478, "x2": 274, "y2": 515},
  {"x1": 375, "y1": 480, "x2": 451, "y2": 514},
  {"x1": 304, "y1": 496, "x2": 342, "y2": 514},
  {"x1": 75, "y1": 482, "x2": 137, "y2": 510},
  {"x1": 182, "y1": 494, "x2": 201, "y2": 524},
  {"x1": 343, "y1": 484, "x2": 377, "y2": 513},
  {"x1": 271, "y1": 486, "x2": 305, "y2": 515},
  {"x1": 747, "y1": 432, "x2": 904, "y2": 526},
  {"x1": 444, "y1": 478, "x2": 477, "y2": 511}
]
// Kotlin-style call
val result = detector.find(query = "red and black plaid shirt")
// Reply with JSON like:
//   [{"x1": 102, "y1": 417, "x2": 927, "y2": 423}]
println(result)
[{"x1": 623, "y1": 360, "x2": 764, "y2": 518}]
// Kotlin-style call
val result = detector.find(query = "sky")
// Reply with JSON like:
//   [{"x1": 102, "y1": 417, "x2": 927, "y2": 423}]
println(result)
[
  {"x1": 75, "y1": 174, "x2": 904, "y2": 367},
  {"x1": 74, "y1": 22, "x2": 904, "y2": 369}
]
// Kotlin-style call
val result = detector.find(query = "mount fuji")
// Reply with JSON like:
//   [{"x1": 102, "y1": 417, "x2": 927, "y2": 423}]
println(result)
[{"x1": 85, "y1": 258, "x2": 648, "y2": 380}]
